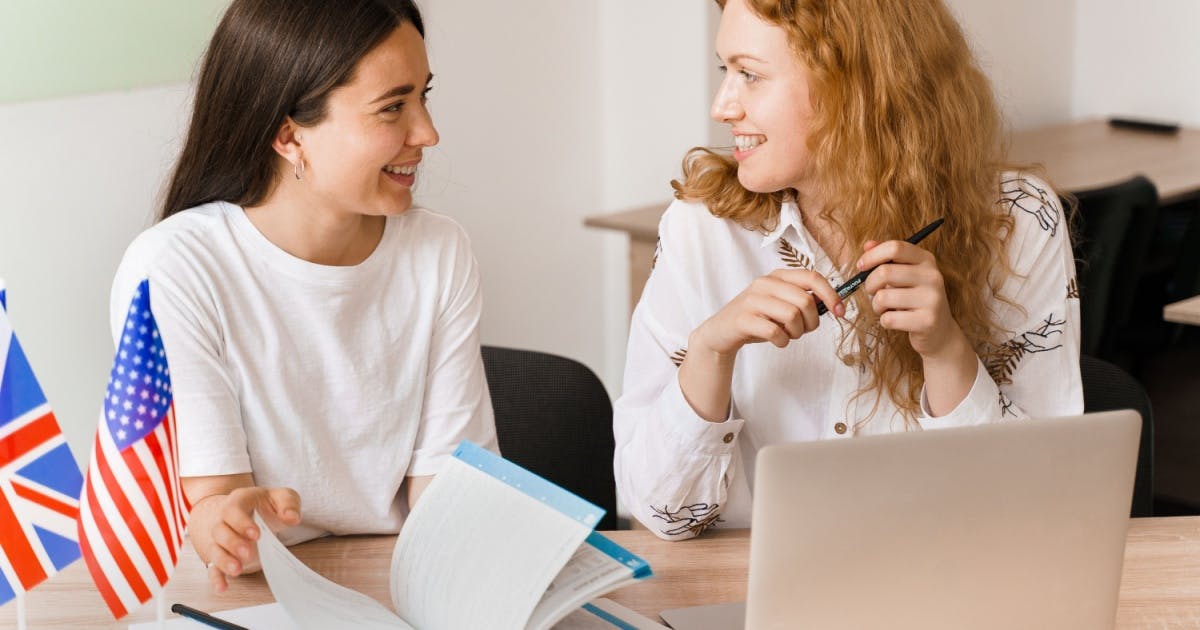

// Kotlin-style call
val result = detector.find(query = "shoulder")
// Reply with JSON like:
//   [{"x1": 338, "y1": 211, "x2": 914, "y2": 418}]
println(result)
[
  {"x1": 658, "y1": 197, "x2": 747, "y2": 243},
  {"x1": 392, "y1": 207, "x2": 474, "y2": 251},
  {"x1": 996, "y1": 172, "x2": 1071, "y2": 275},
  {"x1": 118, "y1": 202, "x2": 236, "y2": 276}
]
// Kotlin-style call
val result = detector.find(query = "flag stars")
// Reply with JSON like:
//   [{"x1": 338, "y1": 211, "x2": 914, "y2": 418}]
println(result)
[
  {"x1": 134, "y1": 420, "x2": 144, "y2": 430},
  {"x1": 120, "y1": 415, "x2": 130, "y2": 425},
  {"x1": 117, "y1": 429, "x2": 127, "y2": 440},
  {"x1": 123, "y1": 401, "x2": 133, "y2": 411},
  {"x1": 140, "y1": 389, "x2": 150, "y2": 400},
  {"x1": 137, "y1": 404, "x2": 147, "y2": 416}
]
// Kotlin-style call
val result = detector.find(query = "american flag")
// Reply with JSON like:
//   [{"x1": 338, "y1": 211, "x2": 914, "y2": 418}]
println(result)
[
  {"x1": 0, "y1": 283, "x2": 84, "y2": 605},
  {"x1": 77, "y1": 279, "x2": 189, "y2": 618}
]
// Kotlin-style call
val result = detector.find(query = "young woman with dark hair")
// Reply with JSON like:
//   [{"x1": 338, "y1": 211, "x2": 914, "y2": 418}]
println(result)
[
  {"x1": 614, "y1": 0, "x2": 1082, "y2": 540},
  {"x1": 110, "y1": 0, "x2": 497, "y2": 591}
]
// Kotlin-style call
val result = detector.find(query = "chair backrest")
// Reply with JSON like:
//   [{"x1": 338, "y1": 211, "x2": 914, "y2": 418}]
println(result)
[
  {"x1": 1080, "y1": 354, "x2": 1154, "y2": 516},
  {"x1": 1070, "y1": 175, "x2": 1159, "y2": 357},
  {"x1": 480, "y1": 346, "x2": 617, "y2": 529}
]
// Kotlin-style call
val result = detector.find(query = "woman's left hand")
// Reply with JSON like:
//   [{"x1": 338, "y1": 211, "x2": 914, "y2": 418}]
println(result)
[{"x1": 856, "y1": 239, "x2": 966, "y2": 360}]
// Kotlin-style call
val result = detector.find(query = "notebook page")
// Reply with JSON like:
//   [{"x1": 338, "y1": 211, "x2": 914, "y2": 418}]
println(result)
[
  {"x1": 527, "y1": 532, "x2": 654, "y2": 630},
  {"x1": 554, "y1": 598, "x2": 670, "y2": 630},
  {"x1": 389, "y1": 442, "x2": 601, "y2": 630},
  {"x1": 255, "y1": 513, "x2": 413, "y2": 630}
]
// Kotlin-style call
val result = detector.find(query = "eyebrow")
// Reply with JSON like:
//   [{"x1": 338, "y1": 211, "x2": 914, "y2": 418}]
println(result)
[
  {"x1": 370, "y1": 72, "x2": 435, "y2": 104},
  {"x1": 716, "y1": 52, "x2": 767, "y2": 65}
]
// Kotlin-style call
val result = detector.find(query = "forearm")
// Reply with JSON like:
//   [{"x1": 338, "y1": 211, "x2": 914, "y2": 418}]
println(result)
[
  {"x1": 677, "y1": 332, "x2": 738, "y2": 422},
  {"x1": 920, "y1": 329, "x2": 980, "y2": 417}
]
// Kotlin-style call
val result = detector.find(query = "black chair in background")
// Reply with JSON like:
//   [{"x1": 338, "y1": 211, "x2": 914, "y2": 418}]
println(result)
[
  {"x1": 1069, "y1": 176, "x2": 1159, "y2": 360},
  {"x1": 481, "y1": 346, "x2": 617, "y2": 530},
  {"x1": 1080, "y1": 354, "x2": 1154, "y2": 517}
]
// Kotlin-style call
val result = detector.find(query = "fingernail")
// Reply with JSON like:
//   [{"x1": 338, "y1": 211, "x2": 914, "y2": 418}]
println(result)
[
  {"x1": 238, "y1": 545, "x2": 250, "y2": 559},
  {"x1": 835, "y1": 304, "x2": 845, "y2": 317},
  {"x1": 245, "y1": 527, "x2": 258, "y2": 539},
  {"x1": 226, "y1": 562, "x2": 239, "y2": 574},
  {"x1": 856, "y1": 260, "x2": 864, "y2": 270}
]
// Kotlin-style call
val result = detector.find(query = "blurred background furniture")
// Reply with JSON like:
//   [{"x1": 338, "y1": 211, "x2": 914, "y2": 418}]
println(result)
[
  {"x1": 1081, "y1": 355, "x2": 1155, "y2": 517},
  {"x1": 481, "y1": 345, "x2": 618, "y2": 529},
  {"x1": 1069, "y1": 176, "x2": 1159, "y2": 359}
]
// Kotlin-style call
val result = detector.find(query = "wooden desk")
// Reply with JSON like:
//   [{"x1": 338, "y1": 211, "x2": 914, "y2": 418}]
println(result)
[
  {"x1": 1164, "y1": 295, "x2": 1200, "y2": 326},
  {"x1": 586, "y1": 119, "x2": 1200, "y2": 310},
  {"x1": 5, "y1": 516, "x2": 1199, "y2": 628}
]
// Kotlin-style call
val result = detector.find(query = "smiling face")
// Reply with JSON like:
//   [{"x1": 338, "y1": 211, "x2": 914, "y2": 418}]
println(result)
[
  {"x1": 292, "y1": 22, "x2": 438, "y2": 217},
  {"x1": 712, "y1": 0, "x2": 815, "y2": 195}
]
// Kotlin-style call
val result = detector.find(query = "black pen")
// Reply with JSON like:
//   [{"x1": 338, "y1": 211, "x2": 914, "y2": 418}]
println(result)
[
  {"x1": 815, "y1": 217, "x2": 946, "y2": 315},
  {"x1": 170, "y1": 603, "x2": 250, "y2": 630}
]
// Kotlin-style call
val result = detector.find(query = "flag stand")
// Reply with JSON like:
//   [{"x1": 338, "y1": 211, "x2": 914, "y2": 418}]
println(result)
[{"x1": 16, "y1": 591, "x2": 27, "y2": 630}]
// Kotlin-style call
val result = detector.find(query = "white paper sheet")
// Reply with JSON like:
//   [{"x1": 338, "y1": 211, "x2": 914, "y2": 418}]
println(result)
[
  {"x1": 553, "y1": 598, "x2": 670, "y2": 630},
  {"x1": 128, "y1": 602, "x2": 297, "y2": 629},
  {"x1": 388, "y1": 458, "x2": 593, "y2": 630},
  {"x1": 255, "y1": 513, "x2": 412, "y2": 630}
]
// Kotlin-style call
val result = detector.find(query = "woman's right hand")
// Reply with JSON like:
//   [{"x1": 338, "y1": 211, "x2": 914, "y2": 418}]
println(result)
[
  {"x1": 691, "y1": 268, "x2": 844, "y2": 356},
  {"x1": 196, "y1": 486, "x2": 301, "y2": 593},
  {"x1": 679, "y1": 269, "x2": 843, "y2": 422}
]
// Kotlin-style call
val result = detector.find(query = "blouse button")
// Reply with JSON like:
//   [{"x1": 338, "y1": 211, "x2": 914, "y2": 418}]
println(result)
[
  {"x1": 834, "y1": 422, "x2": 848, "y2": 435},
  {"x1": 722, "y1": 432, "x2": 735, "y2": 444}
]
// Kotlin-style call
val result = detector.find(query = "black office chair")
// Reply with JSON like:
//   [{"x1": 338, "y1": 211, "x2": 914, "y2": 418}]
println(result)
[
  {"x1": 1080, "y1": 354, "x2": 1154, "y2": 517},
  {"x1": 1070, "y1": 176, "x2": 1159, "y2": 359},
  {"x1": 481, "y1": 346, "x2": 617, "y2": 529}
]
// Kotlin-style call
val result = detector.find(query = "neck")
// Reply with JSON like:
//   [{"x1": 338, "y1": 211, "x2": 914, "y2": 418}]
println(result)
[
  {"x1": 245, "y1": 181, "x2": 385, "y2": 267},
  {"x1": 793, "y1": 184, "x2": 851, "y2": 268}
]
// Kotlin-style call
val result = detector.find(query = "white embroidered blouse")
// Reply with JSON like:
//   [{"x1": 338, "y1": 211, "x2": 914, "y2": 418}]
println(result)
[{"x1": 613, "y1": 174, "x2": 1083, "y2": 540}]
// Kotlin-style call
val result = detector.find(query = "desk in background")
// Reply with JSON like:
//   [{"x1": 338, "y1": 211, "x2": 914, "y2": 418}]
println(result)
[
  {"x1": 1164, "y1": 295, "x2": 1200, "y2": 326},
  {"x1": 5, "y1": 516, "x2": 1200, "y2": 628},
  {"x1": 587, "y1": 119, "x2": 1200, "y2": 311}
]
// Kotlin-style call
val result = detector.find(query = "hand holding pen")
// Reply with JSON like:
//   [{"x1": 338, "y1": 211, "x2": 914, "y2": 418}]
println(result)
[{"x1": 816, "y1": 218, "x2": 944, "y2": 315}]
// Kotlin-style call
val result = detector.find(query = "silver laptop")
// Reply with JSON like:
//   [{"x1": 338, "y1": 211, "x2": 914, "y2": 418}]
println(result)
[{"x1": 661, "y1": 410, "x2": 1141, "y2": 630}]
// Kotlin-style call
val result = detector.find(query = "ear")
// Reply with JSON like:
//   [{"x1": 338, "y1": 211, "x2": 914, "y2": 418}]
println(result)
[{"x1": 271, "y1": 116, "x2": 304, "y2": 166}]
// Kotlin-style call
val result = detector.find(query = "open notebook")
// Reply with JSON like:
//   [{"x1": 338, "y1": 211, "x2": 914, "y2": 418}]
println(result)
[{"x1": 247, "y1": 441, "x2": 653, "y2": 630}]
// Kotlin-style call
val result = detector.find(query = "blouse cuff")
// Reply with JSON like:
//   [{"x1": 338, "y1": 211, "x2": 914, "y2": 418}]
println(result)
[
  {"x1": 918, "y1": 357, "x2": 999, "y2": 429},
  {"x1": 652, "y1": 372, "x2": 746, "y2": 455}
]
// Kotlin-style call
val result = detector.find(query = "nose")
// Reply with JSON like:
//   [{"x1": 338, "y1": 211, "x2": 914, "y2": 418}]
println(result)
[
  {"x1": 710, "y1": 75, "x2": 743, "y2": 124},
  {"x1": 409, "y1": 105, "x2": 440, "y2": 148}
]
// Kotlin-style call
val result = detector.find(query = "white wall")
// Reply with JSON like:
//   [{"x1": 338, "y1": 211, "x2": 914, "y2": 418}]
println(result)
[
  {"x1": 1073, "y1": 0, "x2": 1200, "y2": 127},
  {"x1": 0, "y1": 85, "x2": 192, "y2": 456},
  {"x1": 419, "y1": 0, "x2": 714, "y2": 393},
  {"x1": 946, "y1": 0, "x2": 1077, "y2": 130}
]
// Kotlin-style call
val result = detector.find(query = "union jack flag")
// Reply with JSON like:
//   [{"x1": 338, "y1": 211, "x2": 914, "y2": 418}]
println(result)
[
  {"x1": 77, "y1": 279, "x2": 189, "y2": 618},
  {"x1": 0, "y1": 282, "x2": 84, "y2": 605}
]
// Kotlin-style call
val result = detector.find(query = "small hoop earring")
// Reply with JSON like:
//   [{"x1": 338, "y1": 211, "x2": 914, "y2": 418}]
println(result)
[{"x1": 294, "y1": 158, "x2": 305, "y2": 181}]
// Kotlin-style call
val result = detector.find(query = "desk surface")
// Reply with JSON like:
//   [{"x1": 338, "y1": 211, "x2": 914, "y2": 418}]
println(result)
[
  {"x1": 5, "y1": 516, "x2": 1199, "y2": 628},
  {"x1": 1164, "y1": 295, "x2": 1200, "y2": 326},
  {"x1": 585, "y1": 119, "x2": 1200, "y2": 239}
]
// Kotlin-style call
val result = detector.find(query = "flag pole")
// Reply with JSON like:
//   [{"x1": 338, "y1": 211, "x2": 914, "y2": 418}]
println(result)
[
  {"x1": 16, "y1": 591, "x2": 27, "y2": 630},
  {"x1": 157, "y1": 592, "x2": 167, "y2": 628}
]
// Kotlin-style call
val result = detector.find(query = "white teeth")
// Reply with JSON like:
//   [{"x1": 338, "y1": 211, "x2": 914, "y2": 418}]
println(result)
[
  {"x1": 384, "y1": 164, "x2": 418, "y2": 175},
  {"x1": 734, "y1": 135, "x2": 766, "y2": 151}
]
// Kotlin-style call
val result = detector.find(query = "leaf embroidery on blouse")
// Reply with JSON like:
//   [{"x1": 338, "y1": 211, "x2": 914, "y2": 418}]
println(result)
[
  {"x1": 778, "y1": 237, "x2": 812, "y2": 269},
  {"x1": 984, "y1": 314, "x2": 1066, "y2": 385},
  {"x1": 669, "y1": 348, "x2": 688, "y2": 367},
  {"x1": 651, "y1": 503, "x2": 722, "y2": 537},
  {"x1": 1067, "y1": 277, "x2": 1079, "y2": 299},
  {"x1": 999, "y1": 391, "x2": 1016, "y2": 417},
  {"x1": 999, "y1": 176, "x2": 1060, "y2": 236}
]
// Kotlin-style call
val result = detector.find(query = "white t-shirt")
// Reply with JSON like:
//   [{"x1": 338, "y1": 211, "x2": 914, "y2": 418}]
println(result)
[
  {"x1": 111, "y1": 201, "x2": 498, "y2": 544},
  {"x1": 614, "y1": 174, "x2": 1083, "y2": 539}
]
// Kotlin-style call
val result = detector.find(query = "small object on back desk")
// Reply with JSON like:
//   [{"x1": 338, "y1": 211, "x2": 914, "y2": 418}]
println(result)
[{"x1": 1108, "y1": 117, "x2": 1181, "y2": 135}]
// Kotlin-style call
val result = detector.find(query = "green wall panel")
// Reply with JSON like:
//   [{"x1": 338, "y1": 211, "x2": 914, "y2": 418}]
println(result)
[{"x1": 0, "y1": 1, "x2": 230, "y2": 103}]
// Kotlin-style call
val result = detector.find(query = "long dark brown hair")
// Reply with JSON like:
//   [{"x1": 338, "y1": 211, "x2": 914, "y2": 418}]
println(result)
[{"x1": 159, "y1": 0, "x2": 425, "y2": 221}]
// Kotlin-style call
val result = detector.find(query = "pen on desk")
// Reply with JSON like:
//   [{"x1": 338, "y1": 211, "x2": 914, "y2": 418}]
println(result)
[
  {"x1": 815, "y1": 217, "x2": 946, "y2": 316},
  {"x1": 170, "y1": 603, "x2": 250, "y2": 630}
]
